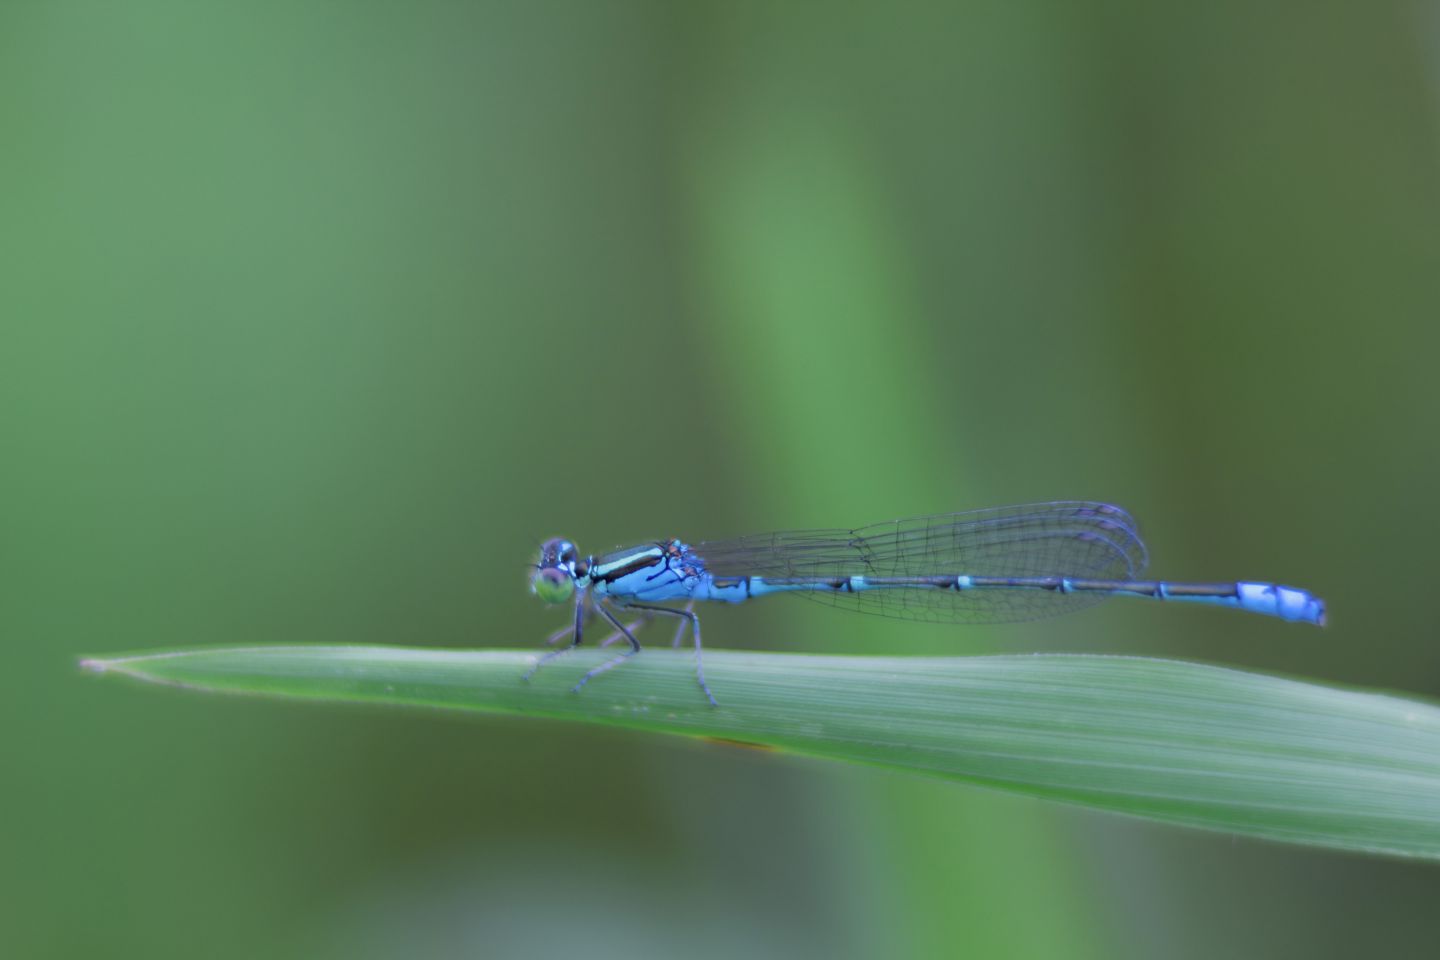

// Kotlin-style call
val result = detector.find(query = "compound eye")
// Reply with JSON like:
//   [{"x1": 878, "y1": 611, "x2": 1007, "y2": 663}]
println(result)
[
  {"x1": 539, "y1": 538, "x2": 579, "y2": 568},
  {"x1": 532, "y1": 567, "x2": 575, "y2": 605}
]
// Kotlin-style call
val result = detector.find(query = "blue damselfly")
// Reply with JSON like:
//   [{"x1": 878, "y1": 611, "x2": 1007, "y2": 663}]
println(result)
[{"x1": 527, "y1": 501, "x2": 1324, "y2": 705}]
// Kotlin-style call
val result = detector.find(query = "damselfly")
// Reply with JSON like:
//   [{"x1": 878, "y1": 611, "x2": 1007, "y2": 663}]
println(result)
[{"x1": 527, "y1": 501, "x2": 1325, "y2": 705}]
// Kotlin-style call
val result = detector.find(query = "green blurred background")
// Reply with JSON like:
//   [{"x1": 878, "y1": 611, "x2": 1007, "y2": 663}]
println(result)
[{"x1": 5, "y1": 1, "x2": 1440, "y2": 957}]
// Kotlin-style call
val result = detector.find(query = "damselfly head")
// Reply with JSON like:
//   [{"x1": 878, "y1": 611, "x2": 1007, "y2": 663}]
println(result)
[{"x1": 531, "y1": 537, "x2": 580, "y2": 604}]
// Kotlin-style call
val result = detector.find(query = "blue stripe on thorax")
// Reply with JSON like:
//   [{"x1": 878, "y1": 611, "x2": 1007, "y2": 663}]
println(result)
[{"x1": 589, "y1": 541, "x2": 704, "y2": 602}]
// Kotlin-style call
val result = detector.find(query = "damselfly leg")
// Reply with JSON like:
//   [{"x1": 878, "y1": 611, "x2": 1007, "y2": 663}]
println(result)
[
  {"x1": 545, "y1": 597, "x2": 652, "y2": 648},
  {"x1": 523, "y1": 590, "x2": 588, "y2": 682},
  {"x1": 599, "y1": 610, "x2": 655, "y2": 648},
  {"x1": 618, "y1": 600, "x2": 715, "y2": 706},
  {"x1": 669, "y1": 602, "x2": 695, "y2": 649},
  {"x1": 528, "y1": 593, "x2": 655, "y2": 688},
  {"x1": 571, "y1": 600, "x2": 642, "y2": 693},
  {"x1": 543, "y1": 599, "x2": 594, "y2": 646}
]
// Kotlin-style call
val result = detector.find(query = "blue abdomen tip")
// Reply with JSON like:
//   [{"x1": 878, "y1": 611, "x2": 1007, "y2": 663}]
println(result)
[{"x1": 1237, "y1": 582, "x2": 1326, "y2": 625}]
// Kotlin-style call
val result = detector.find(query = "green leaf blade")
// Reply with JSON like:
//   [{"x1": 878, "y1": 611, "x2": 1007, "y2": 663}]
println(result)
[{"x1": 83, "y1": 646, "x2": 1440, "y2": 859}]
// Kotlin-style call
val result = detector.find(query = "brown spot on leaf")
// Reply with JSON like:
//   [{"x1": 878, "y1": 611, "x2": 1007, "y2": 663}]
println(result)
[{"x1": 702, "y1": 737, "x2": 776, "y2": 753}]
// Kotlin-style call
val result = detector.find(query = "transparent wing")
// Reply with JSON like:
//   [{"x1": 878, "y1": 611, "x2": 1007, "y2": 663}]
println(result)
[{"x1": 695, "y1": 501, "x2": 1149, "y2": 624}]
